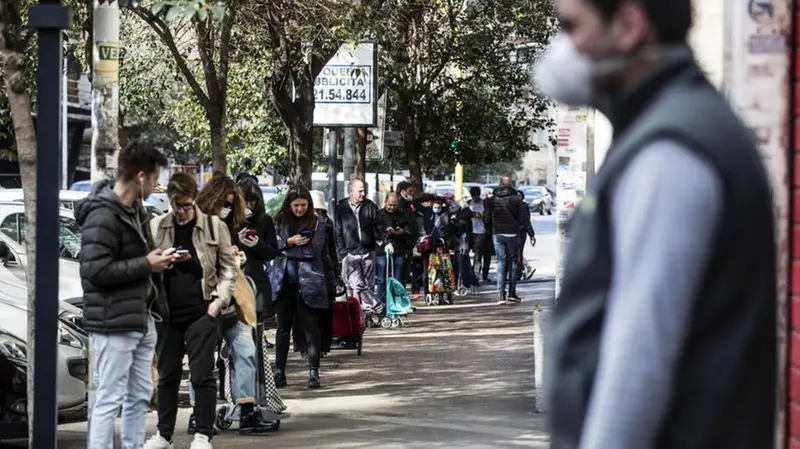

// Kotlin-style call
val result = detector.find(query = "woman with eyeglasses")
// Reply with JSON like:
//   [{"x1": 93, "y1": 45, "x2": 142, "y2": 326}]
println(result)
[{"x1": 270, "y1": 185, "x2": 336, "y2": 389}]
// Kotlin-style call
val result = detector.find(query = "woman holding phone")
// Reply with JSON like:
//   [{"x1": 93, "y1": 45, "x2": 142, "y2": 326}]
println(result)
[{"x1": 270, "y1": 185, "x2": 336, "y2": 389}]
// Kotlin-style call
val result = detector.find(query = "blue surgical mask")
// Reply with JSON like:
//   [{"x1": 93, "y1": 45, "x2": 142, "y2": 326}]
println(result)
[{"x1": 432, "y1": 207, "x2": 442, "y2": 214}]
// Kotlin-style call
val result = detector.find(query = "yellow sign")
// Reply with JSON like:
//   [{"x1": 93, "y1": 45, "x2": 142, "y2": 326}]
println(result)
[{"x1": 96, "y1": 42, "x2": 119, "y2": 83}]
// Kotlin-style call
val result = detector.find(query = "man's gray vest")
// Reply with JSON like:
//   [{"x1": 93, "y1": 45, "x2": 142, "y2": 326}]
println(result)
[{"x1": 547, "y1": 53, "x2": 776, "y2": 449}]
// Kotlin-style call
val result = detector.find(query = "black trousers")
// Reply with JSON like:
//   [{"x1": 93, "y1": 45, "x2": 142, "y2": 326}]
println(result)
[
  {"x1": 156, "y1": 314, "x2": 219, "y2": 438},
  {"x1": 472, "y1": 233, "x2": 492, "y2": 281},
  {"x1": 275, "y1": 284, "x2": 321, "y2": 370}
]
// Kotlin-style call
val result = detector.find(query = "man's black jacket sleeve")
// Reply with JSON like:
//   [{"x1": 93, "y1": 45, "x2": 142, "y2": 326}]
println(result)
[{"x1": 79, "y1": 208, "x2": 151, "y2": 287}]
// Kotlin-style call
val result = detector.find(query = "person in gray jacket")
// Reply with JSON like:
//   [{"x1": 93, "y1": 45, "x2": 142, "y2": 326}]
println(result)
[{"x1": 535, "y1": 1, "x2": 776, "y2": 449}]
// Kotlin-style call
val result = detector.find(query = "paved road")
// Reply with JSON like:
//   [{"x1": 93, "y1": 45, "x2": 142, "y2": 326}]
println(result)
[{"x1": 2, "y1": 281, "x2": 553, "y2": 449}]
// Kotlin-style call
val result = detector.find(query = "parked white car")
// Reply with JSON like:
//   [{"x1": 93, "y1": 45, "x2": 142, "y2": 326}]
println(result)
[
  {"x1": 0, "y1": 189, "x2": 164, "y2": 218},
  {"x1": 0, "y1": 274, "x2": 89, "y2": 425}
]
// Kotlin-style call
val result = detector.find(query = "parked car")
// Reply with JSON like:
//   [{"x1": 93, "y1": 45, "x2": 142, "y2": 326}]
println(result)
[
  {"x1": 0, "y1": 201, "x2": 82, "y2": 261},
  {"x1": 520, "y1": 186, "x2": 553, "y2": 215},
  {"x1": 68, "y1": 180, "x2": 92, "y2": 192},
  {"x1": 0, "y1": 283, "x2": 89, "y2": 440},
  {"x1": 0, "y1": 189, "x2": 163, "y2": 218},
  {"x1": 0, "y1": 233, "x2": 82, "y2": 301}
]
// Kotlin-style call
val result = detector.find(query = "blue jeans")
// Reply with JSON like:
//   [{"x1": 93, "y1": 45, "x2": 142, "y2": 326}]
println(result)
[
  {"x1": 89, "y1": 316, "x2": 157, "y2": 449},
  {"x1": 493, "y1": 234, "x2": 520, "y2": 295},
  {"x1": 376, "y1": 253, "x2": 406, "y2": 303},
  {"x1": 189, "y1": 321, "x2": 258, "y2": 404}
]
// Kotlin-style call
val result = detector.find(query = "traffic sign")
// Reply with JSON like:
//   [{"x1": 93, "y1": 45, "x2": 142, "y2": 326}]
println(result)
[{"x1": 384, "y1": 130, "x2": 404, "y2": 147}]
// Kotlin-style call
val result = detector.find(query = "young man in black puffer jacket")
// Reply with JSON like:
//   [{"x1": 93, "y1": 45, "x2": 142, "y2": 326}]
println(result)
[
  {"x1": 75, "y1": 140, "x2": 172, "y2": 449},
  {"x1": 485, "y1": 177, "x2": 535, "y2": 303}
]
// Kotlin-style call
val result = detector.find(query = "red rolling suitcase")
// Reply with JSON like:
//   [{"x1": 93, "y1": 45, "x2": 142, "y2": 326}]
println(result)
[{"x1": 331, "y1": 296, "x2": 365, "y2": 355}]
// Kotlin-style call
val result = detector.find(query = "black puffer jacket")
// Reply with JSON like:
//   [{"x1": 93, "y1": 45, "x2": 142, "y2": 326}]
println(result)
[
  {"x1": 485, "y1": 186, "x2": 535, "y2": 237},
  {"x1": 75, "y1": 181, "x2": 165, "y2": 333},
  {"x1": 334, "y1": 198, "x2": 385, "y2": 259}
]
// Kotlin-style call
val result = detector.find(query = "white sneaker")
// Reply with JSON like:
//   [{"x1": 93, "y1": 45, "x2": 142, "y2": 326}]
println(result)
[
  {"x1": 143, "y1": 433, "x2": 173, "y2": 449},
  {"x1": 190, "y1": 433, "x2": 213, "y2": 449}
]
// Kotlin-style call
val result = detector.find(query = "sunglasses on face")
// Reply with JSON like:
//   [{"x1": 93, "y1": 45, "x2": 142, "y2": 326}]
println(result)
[{"x1": 223, "y1": 201, "x2": 234, "y2": 208}]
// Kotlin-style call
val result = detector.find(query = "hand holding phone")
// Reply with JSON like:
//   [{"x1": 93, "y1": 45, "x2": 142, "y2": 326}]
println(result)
[{"x1": 300, "y1": 229, "x2": 313, "y2": 239}]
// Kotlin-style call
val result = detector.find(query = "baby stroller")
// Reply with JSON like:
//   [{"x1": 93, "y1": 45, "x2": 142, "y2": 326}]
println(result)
[
  {"x1": 215, "y1": 278, "x2": 290, "y2": 432},
  {"x1": 380, "y1": 256, "x2": 414, "y2": 328},
  {"x1": 424, "y1": 238, "x2": 456, "y2": 306}
]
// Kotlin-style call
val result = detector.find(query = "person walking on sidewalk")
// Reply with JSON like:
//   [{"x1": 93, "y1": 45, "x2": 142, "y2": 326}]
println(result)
[
  {"x1": 468, "y1": 186, "x2": 491, "y2": 284},
  {"x1": 144, "y1": 173, "x2": 238, "y2": 449},
  {"x1": 335, "y1": 179, "x2": 387, "y2": 324},
  {"x1": 377, "y1": 193, "x2": 413, "y2": 305},
  {"x1": 537, "y1": 1, "x2": 776, "y2": 449},
  {"x1": 271, "y1": 186, "x2": 336, "y2": 389},
  {"x1": 76, "y1": 140, "x2": 170, "y2": 449},
  {"x1": 485, "y1": 177, "x2": 535, "y2": 303}
]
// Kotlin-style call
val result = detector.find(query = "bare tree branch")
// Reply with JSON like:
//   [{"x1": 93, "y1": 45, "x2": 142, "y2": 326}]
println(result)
[{"x1": 130, "y1": 7, "x2": 211, "y2": 110}]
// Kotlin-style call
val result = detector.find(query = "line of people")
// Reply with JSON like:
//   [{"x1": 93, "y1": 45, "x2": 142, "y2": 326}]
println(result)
[{"x1": 78, "y1": 140, "x2": 536, "y2": 449}]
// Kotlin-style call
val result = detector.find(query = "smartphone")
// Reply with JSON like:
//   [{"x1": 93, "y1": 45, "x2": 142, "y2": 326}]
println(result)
[
  {"x1": 245, "y1": 228, "x2": 258, "y2": 238},
  {"x1": 300, "y1": 229, "x2": 313, "y2": 239},
  {"x1": 175, "y1": 249, "x2": 190, "y2": 256}
]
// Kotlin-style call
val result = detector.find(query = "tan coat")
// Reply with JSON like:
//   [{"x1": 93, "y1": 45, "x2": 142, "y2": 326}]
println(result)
[{"x1": 149, "y1": 207, "x2": 237, "y2": 311}]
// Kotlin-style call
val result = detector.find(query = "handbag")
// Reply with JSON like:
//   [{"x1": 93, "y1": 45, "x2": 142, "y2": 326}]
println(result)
[{"x1": 208, "y1": 214, "x2": 257, "y2": 328}]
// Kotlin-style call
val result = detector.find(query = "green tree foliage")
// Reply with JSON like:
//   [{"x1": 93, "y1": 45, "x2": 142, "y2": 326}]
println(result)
[
  {"x1": 372, "y1": 0, "x2": 556, "y2": 188},
  {"x1": 119, "y1": 3, "x2": 288, "y2": 174}
]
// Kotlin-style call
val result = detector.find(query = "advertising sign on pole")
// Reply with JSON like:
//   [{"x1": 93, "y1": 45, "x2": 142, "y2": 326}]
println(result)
[
  {"x1": 554, "y1": 106, "x2": 589, "y2": 298},
  {"x1": 314, "y1": 41, "x2": 378, "y2": 127},
  {"x1": 366, "y1": 93, "x2": 387, "y2": 161}
]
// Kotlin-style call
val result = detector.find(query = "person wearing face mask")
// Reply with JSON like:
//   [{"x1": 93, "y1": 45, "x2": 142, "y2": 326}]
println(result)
[
  {"x1": 409, "y1": 193, "x2": 433, "y2": 298},
  {"x1": 189, "y1": 175, "x2": 273, "y2": 435},
  {"x1": 537, "y1": 1, "x2": 776, "y2": 449}
]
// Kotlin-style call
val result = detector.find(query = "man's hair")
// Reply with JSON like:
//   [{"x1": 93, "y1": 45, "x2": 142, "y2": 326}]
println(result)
[
  {"x1": 117, "y1": 139, "x2": 168, "y2": 181},
  {"x1": 385, "y1": 192, "x2": 398, "y2": 203},
  {"x1": 587, "y1": 0, "x2": 692, "y2": 44},
  {"x1": 396, "y1": 181, "x2": 412, "y2": 193},
  {"x1": 469, "y1": 186, "x2": 481, "y2": 197},
  {"x1": 500, "y1": 177, "x2": 513, "y2": 187},
  {"x1": 348, "y1": 178, "x2": 365, "y2": 192},
  {"x1": 166, "y1": 172, "x2": 198, "y2": 200}
]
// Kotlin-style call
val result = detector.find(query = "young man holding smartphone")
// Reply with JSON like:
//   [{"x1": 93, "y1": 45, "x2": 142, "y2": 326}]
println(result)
[{"x1": 76, "y1": 140, "x2": 170, "y2": 449}]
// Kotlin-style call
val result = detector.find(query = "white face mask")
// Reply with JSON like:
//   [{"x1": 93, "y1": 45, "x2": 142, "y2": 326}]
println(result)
[
  {"x1": 533, "y1": 34, "x2": 595, "y2": 107},
  {"x1": 219, "y1": 207, "x2": 232, "y2": 219},
  {"x1": 244, "y1": 208, "x2": 253, "y2": 218}
]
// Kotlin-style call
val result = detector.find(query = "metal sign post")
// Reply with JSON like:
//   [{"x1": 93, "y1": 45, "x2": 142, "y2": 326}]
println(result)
[{"x1": 29, "y1": 2, "x2": 70, "y2": 448}]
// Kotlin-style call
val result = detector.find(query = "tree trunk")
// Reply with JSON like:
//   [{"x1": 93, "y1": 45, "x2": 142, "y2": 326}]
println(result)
[
  {"x1": 289, "y1": 73, "x2": 315, "y2": 187},
  {"x1": 0, "y1": 8, "x2": 39, "y2": 441},
  {"x1": 356, "y1": 127, "x2": 367, "y2": 180},
  {"x1": 402, "y1": 100, "x2": 423, "y2": 190},
  {"x1": 209, "y1": 111, "x2": 227, "y2": 174}
]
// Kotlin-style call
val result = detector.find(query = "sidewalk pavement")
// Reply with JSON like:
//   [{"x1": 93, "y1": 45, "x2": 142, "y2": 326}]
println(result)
[{"x1": 20, "y1": 281, "x2": 554, "y2": 449}]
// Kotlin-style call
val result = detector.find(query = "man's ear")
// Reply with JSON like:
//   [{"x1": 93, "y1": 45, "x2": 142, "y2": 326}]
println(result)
[{"x1": 611, "y1": 0, "x2": 650, "y2": 53}]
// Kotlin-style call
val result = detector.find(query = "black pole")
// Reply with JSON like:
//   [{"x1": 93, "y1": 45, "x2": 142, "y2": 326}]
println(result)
[{"x1": 28, "y1": 3, "x2": 70, "y2": 449}]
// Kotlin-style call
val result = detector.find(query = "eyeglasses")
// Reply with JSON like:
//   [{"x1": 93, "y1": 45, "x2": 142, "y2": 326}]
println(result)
[{"x1": 173, "y1": 201, "x2": 194, "y2": 211}]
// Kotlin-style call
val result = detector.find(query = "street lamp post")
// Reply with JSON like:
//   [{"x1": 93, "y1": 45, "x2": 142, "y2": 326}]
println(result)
[{"x1": 27, "y1": 1, "x2": 70, "y2": 448}]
